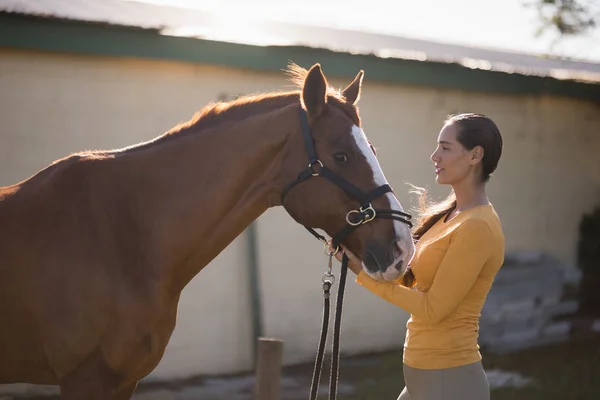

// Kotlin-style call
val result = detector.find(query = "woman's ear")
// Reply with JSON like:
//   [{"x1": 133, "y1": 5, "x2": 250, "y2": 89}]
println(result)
[{"x1": 470, "y1": 145, "x2": 484, "y2": 165}]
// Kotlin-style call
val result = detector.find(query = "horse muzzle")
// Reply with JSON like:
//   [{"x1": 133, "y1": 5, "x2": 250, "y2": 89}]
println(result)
[{"x1": 363, "y1": 238, "x2": 410, "y2": 280}]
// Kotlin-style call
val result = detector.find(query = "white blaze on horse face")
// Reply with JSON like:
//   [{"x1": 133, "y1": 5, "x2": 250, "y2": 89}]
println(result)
[{"x1": 350, "y1": 125, "x2": 416, "y2": 279}]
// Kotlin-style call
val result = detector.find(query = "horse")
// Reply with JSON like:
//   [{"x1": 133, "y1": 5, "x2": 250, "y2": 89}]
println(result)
[{"x1": 0, "y1": 63, "x2": 415, "y2": 399}]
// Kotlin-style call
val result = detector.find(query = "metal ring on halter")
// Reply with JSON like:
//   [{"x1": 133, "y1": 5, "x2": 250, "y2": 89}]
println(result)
[
  {"x1": 346, "y1": 204, "x2": 376, "y2": 226},
  {"x1": 345, "y1": 210, "x2": 362, "y2": 226},
  {"x1": 323, "y1": 241, "x2": 340, "y2": 256},
  {"x1": 360, "y1": 204, "x2": 376, "y2": 223},
  {"x1": 308, "y1": 160, "x2": 324, "y2": 176}
]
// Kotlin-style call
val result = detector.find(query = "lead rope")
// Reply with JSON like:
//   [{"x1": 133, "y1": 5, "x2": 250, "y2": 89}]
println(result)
[
  {"x1": 309, "y1": 251, "x2": 349, "y2": 400},
  {"x1": 329, "y1": 252, "x2": 348, "y2": 400},
  {"x1": 309, "y1": 252, "x2": 334, "y2": 400}
]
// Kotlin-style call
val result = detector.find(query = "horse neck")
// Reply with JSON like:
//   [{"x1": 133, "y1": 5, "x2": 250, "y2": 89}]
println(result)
[{"x1": 118, "y1": 102, "x2": 299, "y2": 292}]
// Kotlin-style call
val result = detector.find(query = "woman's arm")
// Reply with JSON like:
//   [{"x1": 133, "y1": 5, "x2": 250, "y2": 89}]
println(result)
[{"x1": 355, "y1": 219, "x2": 494, "y2": 324}]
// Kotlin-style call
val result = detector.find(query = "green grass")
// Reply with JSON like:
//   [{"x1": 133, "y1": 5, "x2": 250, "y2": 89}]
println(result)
[
  {"x1": 321, "y1": 333, "x2": 600, "y2": 400},
  {"x1": 483, "y1": 334, "x2": 600, "y2": 400}
]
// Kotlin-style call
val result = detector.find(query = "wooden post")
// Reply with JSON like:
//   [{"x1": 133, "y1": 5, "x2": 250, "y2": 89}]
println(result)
[{"x1": 254, "y1": 337, "x2": 284, "y2": 400}]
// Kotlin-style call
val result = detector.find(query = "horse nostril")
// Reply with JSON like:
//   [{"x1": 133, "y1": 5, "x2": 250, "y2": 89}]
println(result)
[
  {"x1": 392, "y1": 240, "x2": 403, "y2": 259},
  {"x1": 363, "y1": 251, "x2": 380, "y2": 274},
  {"x1": 365, "y1": 241, "x2": 405, "y2": 274}
]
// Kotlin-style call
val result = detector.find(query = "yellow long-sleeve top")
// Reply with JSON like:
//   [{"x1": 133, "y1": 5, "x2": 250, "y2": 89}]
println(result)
[{"x1": 356, "y1": 204, "x2": 505, "y2": 370}]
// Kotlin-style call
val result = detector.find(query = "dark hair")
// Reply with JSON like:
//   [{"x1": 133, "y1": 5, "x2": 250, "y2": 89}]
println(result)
[{"x1": 401, "y1": 113, "x2": 503, "y2": 288}]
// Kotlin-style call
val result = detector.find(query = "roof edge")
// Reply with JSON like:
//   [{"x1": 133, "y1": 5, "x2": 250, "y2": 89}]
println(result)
[{"x1": 1, "y1": 13, "x2": 599, "y2": 103}]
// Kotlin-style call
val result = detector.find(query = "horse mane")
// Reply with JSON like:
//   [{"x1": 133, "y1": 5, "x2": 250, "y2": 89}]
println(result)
[
  {"x1": 283, "y1": 62, "x2": 346, "y2": 99},
  {"x1": 74, "y1": 63, "x2": 356, "y2": 156},
  {"x1": 165, "y1": 62, "x2": 350, "y2": 135}
]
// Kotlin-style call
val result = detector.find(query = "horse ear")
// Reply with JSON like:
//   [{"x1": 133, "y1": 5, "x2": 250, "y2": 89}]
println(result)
[
  {"x1": 302, "y1": 63, "x2": 328, "y2": 119},
  {"x1": 341, "y1": 70, "x2": 364, "y2": 105}
]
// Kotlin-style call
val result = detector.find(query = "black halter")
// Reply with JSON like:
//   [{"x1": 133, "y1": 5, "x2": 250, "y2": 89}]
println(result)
[{"x1": 281, "y1": 107, "x2": 413, "y2": 252}]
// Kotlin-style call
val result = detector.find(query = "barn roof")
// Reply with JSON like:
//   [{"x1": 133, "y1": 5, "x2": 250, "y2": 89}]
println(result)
[{"x1": 1, "y1": 0, "x2": 599, "y2": 101}]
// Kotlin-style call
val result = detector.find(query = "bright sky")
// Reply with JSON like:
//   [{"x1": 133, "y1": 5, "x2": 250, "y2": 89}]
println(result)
[{"x1": 140, "y1": 0, "x2": 600, "y2": 62}]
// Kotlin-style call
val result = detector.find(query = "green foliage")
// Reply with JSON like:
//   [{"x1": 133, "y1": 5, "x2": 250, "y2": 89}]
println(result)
[
  {"x1": 577, "y1": 204, "x2": 600, "y2": 315},
  {"x1": 525, "y1": 0, "x2": 597, "y2": 37}
]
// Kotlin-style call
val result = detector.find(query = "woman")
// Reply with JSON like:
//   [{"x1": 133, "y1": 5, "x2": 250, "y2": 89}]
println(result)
[{"x1": 333, "y1": 113, "x2": 504, "y2": 400}]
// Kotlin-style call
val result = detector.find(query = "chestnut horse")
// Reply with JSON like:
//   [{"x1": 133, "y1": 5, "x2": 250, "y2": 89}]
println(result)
[{"x1": 0, "y1": 63, "x2": 415, "y2": 399}]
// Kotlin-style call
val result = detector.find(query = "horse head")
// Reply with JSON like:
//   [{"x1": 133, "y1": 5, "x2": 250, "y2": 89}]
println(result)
[{"x1": 280, "y1": 63, "x2": 415, "y2": 281}]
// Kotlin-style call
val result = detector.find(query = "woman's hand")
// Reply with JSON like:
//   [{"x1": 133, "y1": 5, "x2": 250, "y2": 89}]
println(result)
[{"x1": 328, "y1": 241, "x2": 363, "y2": 275}]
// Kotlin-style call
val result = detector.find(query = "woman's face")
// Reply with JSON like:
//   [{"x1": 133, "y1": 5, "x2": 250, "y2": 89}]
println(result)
[{"x1": 430, "y1": 122, "x2": 479, "y2": 185}]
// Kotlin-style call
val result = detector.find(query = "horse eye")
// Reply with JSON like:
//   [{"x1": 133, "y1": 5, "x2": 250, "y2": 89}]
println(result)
[{"x1": 333, "y1": 153, "x2": 349, "y2": 163}]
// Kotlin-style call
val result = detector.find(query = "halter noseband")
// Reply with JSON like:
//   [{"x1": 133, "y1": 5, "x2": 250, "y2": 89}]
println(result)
[{"x1": 281, "y1": 107, "x2": 413, "y2": 252}]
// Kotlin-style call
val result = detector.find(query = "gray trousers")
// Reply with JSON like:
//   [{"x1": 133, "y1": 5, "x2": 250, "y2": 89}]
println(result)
[{"x1": 398, "y1": 361, "x2": 490, "y2": 400}]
